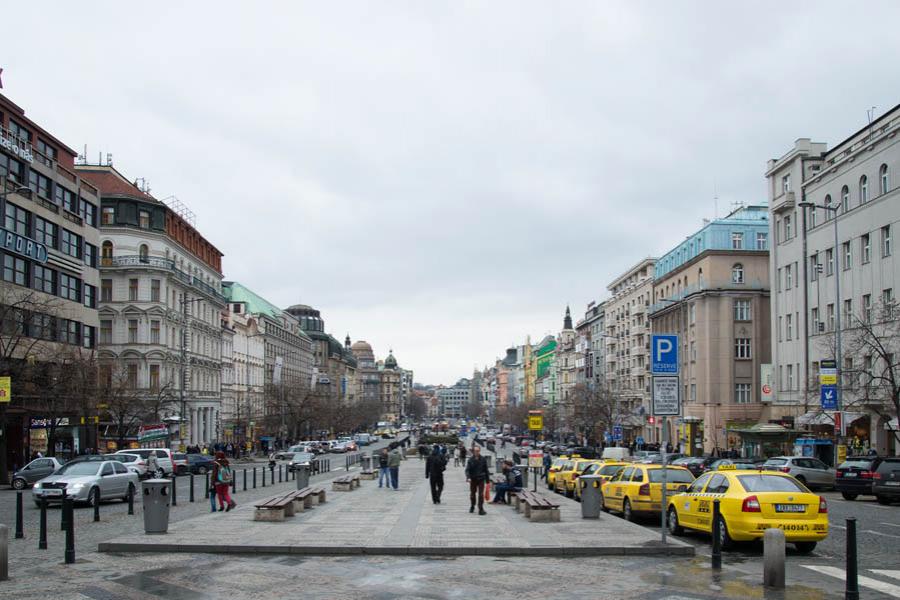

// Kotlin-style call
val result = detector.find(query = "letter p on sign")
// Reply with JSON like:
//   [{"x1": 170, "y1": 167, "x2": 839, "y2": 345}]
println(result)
[{"x1": 651, "y1": 334, "x2": 678, "y2": 374}]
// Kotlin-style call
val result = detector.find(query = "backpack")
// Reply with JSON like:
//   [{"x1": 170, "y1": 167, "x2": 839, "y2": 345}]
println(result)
[
  {"x1": 217, "y1": 464, "x2": 233, "y2": 484},
  {"x1": 511, "y1": 467, "x2": 523, "y2": 488}
]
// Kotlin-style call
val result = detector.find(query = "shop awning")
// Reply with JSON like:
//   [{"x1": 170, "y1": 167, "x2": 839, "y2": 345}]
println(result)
[{"x1": 726, "y1": 423, "x2": 803, "y2": 441}]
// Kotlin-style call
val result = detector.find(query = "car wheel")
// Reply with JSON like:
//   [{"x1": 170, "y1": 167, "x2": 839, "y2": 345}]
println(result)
[
  {"x1": 198, "y1": 466, "x2": 208, "y2": 475},
  {"x1": 11, "y1": 478, "x2": 27, "y2": 490},
  {"x1": 565, "y1": 485, "x2": 574, "y2": 499},
  {"x1": 841, "y1": 492, "x2": 858, "y2": 501},
  {"x1": 87, "y1": 487, "x2": 100, "y2": 508},
  {"x1": 600, "y1": 493, "x2": 609, "y2": 513},
  {"x1": 124, "y1": 483, "x2": 135, "y2": 502},
  {"x1": 876, "y1": 495, "x2": 891, "y2": 505},
  {"x1": 716, "y1": 516, "x2": 734, "y2": 550},
  {"x1": 623, "y1": 498, "x2": 634, "y2": 522},
  {"x1": 794, "y1": 541, "x2": 817, "y2": 554},
  {"x1": 667, "y1": 507, "x2": 684, "y2": 535}
]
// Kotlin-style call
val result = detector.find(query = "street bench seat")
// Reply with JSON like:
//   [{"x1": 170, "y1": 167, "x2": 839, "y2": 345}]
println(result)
[
  {"x1": 332, "y1": 474, "x2": 360, "y2": 492},
  {"x1": 290, "y1": 486, "x2": 326, "y2": 509},
  {"x1": 513, "y1": 490, "x2": 560, "y2": 522},
  {"x1": 254, "y1": 495, "x2": 295, "y2": 522}
]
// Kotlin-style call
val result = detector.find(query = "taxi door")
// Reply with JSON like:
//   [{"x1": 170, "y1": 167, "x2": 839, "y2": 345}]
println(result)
[
  {"x1": 678, "y1": 472, "x2": 713, "y2": 529},
  {"x1": 606, "y1": 466, "x2": 634, "y2": 512}
]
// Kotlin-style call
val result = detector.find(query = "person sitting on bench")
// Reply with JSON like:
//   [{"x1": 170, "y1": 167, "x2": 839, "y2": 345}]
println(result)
[{"x1": 491, "y1": 460, "x2": 523, "y2": 504}]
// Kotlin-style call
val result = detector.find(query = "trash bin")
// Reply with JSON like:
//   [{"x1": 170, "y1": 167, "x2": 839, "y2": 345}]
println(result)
[
  {"x1": 579, "y1": 475, "x2": 603, "y2": 519},
  {"x1": 295, "y1": 463, "x2": 310, "y2": 490},
  {"x1": 519, "y1": 466, "x2": 529, "y2": 489},
  {"x1": 361, "y1": 455, "x2": 373, "y2": 472},
  {"x1": 142, "y1": 479, "x2": 172, "y2": 534},
  {"x1": 495, "y1": 458, "x2": 504, "y2": 473}
]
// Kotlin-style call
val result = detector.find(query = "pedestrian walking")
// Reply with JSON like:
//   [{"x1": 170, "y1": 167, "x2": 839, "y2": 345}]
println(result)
[
  {"x1": 425, "y1": 446, "x2": 447, "y2": 504},
  {"x1": 211, "y1": 451, "x2": 236, "y2": 512},
  {"x1": 465, "y1": 445, "x2": 490, "y2": 515},
  {"x1": 458, "y1": 444, "x2": 467, "y2": 465},
  {"x1": 542, "y1": 452, "x2": 551, "y2": 481},
  {"x1": 378, "y1": 448, "x2": 391, "y2": 488},
  {"x1": 388, "y1": 443, "x2": 402, "y2": 490},
  {"x1": 209, "y1": 474, "x2": 218, "y2": 512},
  {"x1": 147, "y1": 451, "x2": 160, "y2": 478}
]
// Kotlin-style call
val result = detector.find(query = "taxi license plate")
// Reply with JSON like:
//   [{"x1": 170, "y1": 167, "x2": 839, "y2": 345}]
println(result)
[{"x1": 775, "y1": 504, "x2": 805, "y2": 512}]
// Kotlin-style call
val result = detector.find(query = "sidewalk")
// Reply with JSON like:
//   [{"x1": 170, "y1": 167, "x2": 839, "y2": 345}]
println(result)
[{"x1": 99, "y1": 452, "x2": 693, "y2": 557}]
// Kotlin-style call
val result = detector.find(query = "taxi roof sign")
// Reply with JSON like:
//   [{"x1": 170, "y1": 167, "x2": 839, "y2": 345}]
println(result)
[{"x1": 717, "y1": 463, "x2": 737, "y2": 470}]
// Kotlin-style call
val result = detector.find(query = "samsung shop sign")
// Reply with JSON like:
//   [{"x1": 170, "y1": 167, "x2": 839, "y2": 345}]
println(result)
[
  {"x1": 0, "y1": 133, "x2": 34, "y2": 163},
  {"x1": 1, "y1": 227, "x2": 48, "y2": 263}
]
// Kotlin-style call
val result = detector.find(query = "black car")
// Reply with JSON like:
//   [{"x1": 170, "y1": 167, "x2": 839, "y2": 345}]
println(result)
[
  {"x1": 835, "y1": 456, "x2": 885, "y2": 500},
  {"x1": 186, "y1": 453, "x2": 216, "y2": 475},
  {"x1": 679, "y1": 456, "x2": 715, "y2": 477},
  {"x1": 873, "y1": 457, "x2": 900, "y2": 505}
]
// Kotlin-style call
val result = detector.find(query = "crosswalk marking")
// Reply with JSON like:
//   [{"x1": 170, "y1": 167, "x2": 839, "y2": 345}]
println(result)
[
  {"x1": 802, "y1": 565, "x2": 900, "y2": 598},
  {"x1": 871, "y1": 570, "x2": 900, "y2": 583}
]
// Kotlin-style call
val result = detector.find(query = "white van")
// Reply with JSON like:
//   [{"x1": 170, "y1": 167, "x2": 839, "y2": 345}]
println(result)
[{"x1": 601, "y1": 447, "x2": 630, "y2": 462}]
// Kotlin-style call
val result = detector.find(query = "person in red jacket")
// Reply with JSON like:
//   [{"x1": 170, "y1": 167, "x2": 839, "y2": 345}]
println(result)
[{"x1": 210, "y1": 451, "x2": 236, "y2": 512}]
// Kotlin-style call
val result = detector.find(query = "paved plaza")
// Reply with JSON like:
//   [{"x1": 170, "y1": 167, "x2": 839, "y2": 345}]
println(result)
[{"x1": 99, "y1": 454, "x2": 693, "y2": 557}]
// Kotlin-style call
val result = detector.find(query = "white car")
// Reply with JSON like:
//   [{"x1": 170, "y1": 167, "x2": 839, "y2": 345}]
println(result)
[
  {"x1": 114, "y1": 448, "x2": 174, "y2": 477},
  {"x1": 32, "y1": 460, "x2": 139, "y2": 507},
  {"x1": 108, "y1": 453, "x2": 149, "y2": 478}
]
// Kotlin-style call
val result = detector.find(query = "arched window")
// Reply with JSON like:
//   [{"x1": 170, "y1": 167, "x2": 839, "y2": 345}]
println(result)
[
  {"x1": 732, "y1": 263, "x2": 744, "y2": 284},
  {"x1": 881, "y1": 164, "x2": 889, "y2": 195},
  {"x1": 841, "y1": 186, "x2": 850, "y2": 213},
  {"x1": 860, "y1": 175, "x2": 868, "y2": 204},
  {"x1": 139, "y1": 244, "x2": 149, "y2": 263},
  {"x1": 101, "y1": 240, "x2": 113, "y2": 266}
]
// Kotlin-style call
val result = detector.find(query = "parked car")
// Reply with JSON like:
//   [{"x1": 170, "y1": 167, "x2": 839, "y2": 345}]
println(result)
[
  {"x1": 172, "y1": 453, "x2": 190, "y2": 476},
  {"x1": 11, "y1": 457, "x2": 64, "y2": 489},
  {"x1": 836, "y1": 456, "x2": 887, "y2": 500},
  {"x1": 762, "y1": 456, "x2": 835, "y2": 490},
  {"x1": 873, "y1": 457, "x2": 900, "y2": 505},
  {"x1": 678, "y1": 456, "x2": 716, "y2": 477},
  {"x1": 32, "y1": 460, "x2": 139, "y2": 507},
  {"x1": 186, "y1": 453, "x2": 216, "y2": 474},
  {"x1": 113, "y1": 448, "x2": 174, "y2": 477},
  {"x1": 107, "y1": 453, "x2": 149, "y2": 478},
  {"x1": 289, "y1": 452, "x2": 316, "y2": 472}
]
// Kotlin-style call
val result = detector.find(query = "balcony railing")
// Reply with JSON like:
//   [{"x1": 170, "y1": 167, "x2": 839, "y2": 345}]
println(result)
[{"x1": 104, "y1": 255, "x2": 225, "y2": 301}]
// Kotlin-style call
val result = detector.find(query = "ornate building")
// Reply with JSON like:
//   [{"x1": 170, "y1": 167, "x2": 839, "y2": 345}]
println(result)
[{"x1": 285, "y1": 304, "x2": 357, "y2": 404}]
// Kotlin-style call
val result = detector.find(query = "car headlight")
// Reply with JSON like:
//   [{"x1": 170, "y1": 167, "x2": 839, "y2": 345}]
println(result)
[
  {"x1": 69, "y1": 483, "x2": 85, "y2": 491},
  {"x1": 34, "y1": 482, "x2": 42, "y2": 489}
]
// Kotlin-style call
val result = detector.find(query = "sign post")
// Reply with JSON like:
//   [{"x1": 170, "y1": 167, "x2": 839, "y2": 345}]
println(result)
[
  {"x1": 820, "y1": 360, "x2": 838, "y2": 411},
  {"x1": 528, "y1": 450, "x2": 543, "y2": 492},
  {"x1": 651, "y1": 334, "x2": 680, "y2": 546}
]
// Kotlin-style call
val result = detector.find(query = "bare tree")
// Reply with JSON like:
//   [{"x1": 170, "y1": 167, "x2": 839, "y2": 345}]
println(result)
[{"x1": 569, "y1": 382, "x2": 621, "y2": 446}]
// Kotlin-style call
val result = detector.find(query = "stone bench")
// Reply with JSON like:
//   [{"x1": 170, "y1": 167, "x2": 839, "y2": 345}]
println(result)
[
  {"x1": 360, "y1": 470, "x2": 376, "y2": 480},
  {"x1": 254, "y1": 495, "x2": 295, "y2": 522},
  {"x1": 332, "y1": 474, "x2": 360, "y2": 491},
  {"x1": 514, "y1": 490, "x2": 560, "y2": 522},
  {"x1": 288, "y1": 486, "x2": 326, "y2": 511}
]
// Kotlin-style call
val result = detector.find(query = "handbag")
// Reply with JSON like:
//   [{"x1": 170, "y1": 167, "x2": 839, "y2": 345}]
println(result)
[{"x1": 484, "y1": 480, "x2": 491, "y2": 500}]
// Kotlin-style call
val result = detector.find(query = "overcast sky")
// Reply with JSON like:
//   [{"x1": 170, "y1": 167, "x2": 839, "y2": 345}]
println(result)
[{"x1": 5, "y1": 2, "x2": 900, "y2": 385}]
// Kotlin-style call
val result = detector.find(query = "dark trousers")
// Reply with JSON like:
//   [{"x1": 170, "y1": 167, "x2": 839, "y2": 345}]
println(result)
[
  {"x1": 429, "y1": 475, "x2": 444, "y2": 502},
  {"x1": 389, "y1": 466, "x2": 399, "y2": 489},
  {"x1": 469, "y1": 478, "x2": 485, "y2": 509},
  {"x1": 493, "y1": 483, "x2": 518, "y2": 503}
]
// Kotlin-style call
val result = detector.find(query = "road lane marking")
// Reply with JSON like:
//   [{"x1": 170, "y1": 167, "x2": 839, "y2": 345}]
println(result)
[
  {"x1": 830, "y1": 524, "x2": 846, "y2": 530},
  {"x1": 871, "y1": 570, "x2": 900, "y2": 582},
  {"x1": 802, "y1": 565, "x2": 900, "y2": 597},
  {"x1": 864, "y1": 529, "x2": 900, "y2": 539},
  {"x1": 882, "y1": 522, "x2": 900, "y2": 529}
]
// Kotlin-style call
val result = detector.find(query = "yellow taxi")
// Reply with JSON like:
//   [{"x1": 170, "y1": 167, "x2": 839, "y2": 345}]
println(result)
[
  {"x1": 554, "y1": 458, "x2": 596, "y2": 497},
  {"x1": 665, "y1": 466, "x2": 828, "y2": 553},
  {"x1": 574, "y1": 461, "x2": 628, "y2": 501},
  {"x1": 546, "y1": 456, "x2": 570, "y2": 491},
  {"x1": 600, "y1": 464, "x2": 694, "y2": 521}
]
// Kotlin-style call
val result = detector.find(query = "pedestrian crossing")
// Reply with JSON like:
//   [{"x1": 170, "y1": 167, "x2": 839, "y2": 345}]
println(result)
[{"x1": 802, "y1": 565, "x2": 900, "y2": 598}]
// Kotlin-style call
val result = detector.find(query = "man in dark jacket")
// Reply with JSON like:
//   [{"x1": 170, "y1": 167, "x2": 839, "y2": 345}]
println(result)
[
  {"x1": 425, "y1": 446, "x2": 447, "y2": 504},
  {"x1": 491, "y1": 460, "x2": 522, "y2": 504},
  {"x1": 465, "y1": 445, "x2": 490, "y2": 515}
]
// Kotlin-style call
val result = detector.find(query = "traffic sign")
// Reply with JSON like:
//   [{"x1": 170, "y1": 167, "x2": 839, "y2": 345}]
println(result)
[
  {"x1": 652, "y1": 375, "x2": 681, "y2": 416},
  {"x1": 528, "y1": 412, "x2": 543, "y2": 431},
  {"x1": 820, "y1": 385, "x2": 838, "y2": 410},
  {"x1": 612, "y1": 425, "x2": 623, "y2": 441},
  {"x1": 651, "y1": 335, "x2": 679, "y2": 374},
  {"x1": 635, "y1": 436, "x2": 645, "y2": 446}
]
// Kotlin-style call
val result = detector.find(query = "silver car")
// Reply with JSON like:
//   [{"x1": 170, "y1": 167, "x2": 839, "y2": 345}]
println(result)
[
  {"x1": 32, "y1": 460, "x2": 139, "y2": 507},
  {"x1": 11, "y1": 457, "x2": 64, "y2": 489},
  {"x1": 763, "y1": 456, "x2": 835, "y2": 490}
]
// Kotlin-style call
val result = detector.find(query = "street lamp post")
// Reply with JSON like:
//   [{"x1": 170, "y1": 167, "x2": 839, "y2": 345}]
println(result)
[
  {"x1": 178, "y1": 293, "x2": 207, "y2": 451},
  {"x1": 798, "y1": 201, "x2": 843, "y2": 425}
]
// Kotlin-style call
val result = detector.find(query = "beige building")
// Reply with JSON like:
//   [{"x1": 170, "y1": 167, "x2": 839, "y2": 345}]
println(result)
[
  {"x1": 604, "y1": 258, "x2": 655, "y2": 443},
  {"x1": 650, "y1": 206, "x2": 772, "y2": 454}
]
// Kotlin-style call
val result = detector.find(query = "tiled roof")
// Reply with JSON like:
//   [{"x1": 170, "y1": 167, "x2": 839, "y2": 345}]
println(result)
[{"x1": 76, "y1": 166, "x2": 156, "y2": 201}]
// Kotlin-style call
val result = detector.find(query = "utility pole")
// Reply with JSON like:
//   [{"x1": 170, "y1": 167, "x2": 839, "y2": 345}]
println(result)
[{"x1": 180, "y1": 293, "x2": 188, "y2": 451}]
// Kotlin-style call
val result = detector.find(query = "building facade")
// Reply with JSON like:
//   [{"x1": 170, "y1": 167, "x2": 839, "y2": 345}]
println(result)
[
  {"x1": 767, "y1": 107, "x2": 900, "y2": 456},
  {"x1": 221, "y1": 301, "x2": 265, "y2": 444},
  {"x1": 437, "y1": 378, "x2": 471, "y2": 419},
  {"x1": 0, "y1": 94, "x2": 101, "y2": 465},
  {"x1": 649, "y1": 206, "x2": 772, "y2": 454}
]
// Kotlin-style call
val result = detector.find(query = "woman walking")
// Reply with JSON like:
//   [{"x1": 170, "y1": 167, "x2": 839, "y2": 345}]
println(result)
[{"x1": 210, "y1": 451, "x2": 236, "y2": 512}]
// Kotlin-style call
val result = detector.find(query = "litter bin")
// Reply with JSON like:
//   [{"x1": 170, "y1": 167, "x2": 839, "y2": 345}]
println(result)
[
  {"x1": 295, "y1": 463, "x2": 310, "y2": 490},
  {"x1": 579, "y1": 475, "x2": 603, "y2": 519},
  {"x1": 361, "y1": 454, "x2": 373, "y2": 472},
  {"x1": 142, "y1": 479, "x2": 172, "y2": 534},
  {"x1": 495, "y1": 457, "x2": 504, "y2": 473},
  {"x1": 518, "y1": 466, "x2": 529, "y2": 489}
]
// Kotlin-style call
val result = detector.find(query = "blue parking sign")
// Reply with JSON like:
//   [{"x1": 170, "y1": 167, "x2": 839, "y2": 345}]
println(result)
[
  {"x1": 820, "y1": 385, "x2": 838, "y2": 410},
  {"x1": 612, "y1": 425, "x2": 623, "y2": 441},
  {"x1": 651, "y1": 334, "x2": 679, "y2": 374}
]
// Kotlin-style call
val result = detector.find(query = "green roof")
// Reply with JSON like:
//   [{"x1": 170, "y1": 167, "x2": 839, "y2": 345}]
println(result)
[{"x1": 222, "y1": 281, "x2": 285, "y2": 319}]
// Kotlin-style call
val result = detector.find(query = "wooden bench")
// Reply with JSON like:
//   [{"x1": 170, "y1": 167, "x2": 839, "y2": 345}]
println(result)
[
  {"x1": 332, "y1": 474, "x2": 359, "y2": 491},
  {"x1": 285, "y1": 487, "x2": 327, "y2": 511},
  {"x1": 254, "y1": 495, "x2": 296, "y2": 522},
  {"x1": 513, "y1": 490, "x2": 560, "y2": 522}
]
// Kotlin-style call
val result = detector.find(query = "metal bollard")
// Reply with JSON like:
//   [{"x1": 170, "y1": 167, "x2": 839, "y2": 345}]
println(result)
[
  {"x1": 61, "y1": 490, "x2": 69, "y2": 531},
  {"x1": 190, "y1": 474, "x2": 195, "y2": 503},
  {"x1": 127, "y1": 484, "x2": 134, "y2": 515},
  {"x1": 93, "y1": 493, "x2": 100, "y2": 522},
  {"x1": 711, "y1": 499, "x2": 722, "y2": 570},
  {"x1": 262, "y1": 466, "x2": 266, "y2": 487},
  {"x1": 346, "y1": 456, "x2": 349, "y2": 471},
  {"x1": 205, "y1": 473, "x2": 210, "y2": 499},
  {"x1": 63, "y1": 497, "x2": 75, "y2": 564},
  {"x1": 243, "y1": 469, "x2": 247, "y2": 491},
  {"x1": 763, "y1": 528, "x2": 786, "y2": 588},
  {"x1": 0, "y1": 524, "x2": 7, "y2": 581},
  {"x1": 232, "y1": 470, "x2": 237, "y2": 493},
  {"x1": 253, "y1": 467, "x2": 257, "y2": 488},
  {"x1": 279, "y1": 465, "x2": 283, "y2": 483},
  {"x1": 846, "y1": 517, "x2": 859, "y2": 600},
  {"x1": 38, "y1": 499, "x2": 47, "y2": 549},
  {"x1": 15, "y1": 492, "x2": 24, "y2": 539},
  {"x1": 171, "y1": 476, "x2": 177, "y2": 506}
]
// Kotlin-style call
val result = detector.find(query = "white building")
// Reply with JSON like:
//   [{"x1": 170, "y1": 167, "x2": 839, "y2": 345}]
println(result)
[
  {"x1": 221, "y1": 304, "x2": 265, "y2": 444},
  {"x1": 79, "y1": 164, "x2": 226, "y2": 448},
  {"x1": 766, "y1": 105, "x2": 900, "y2": 456}
]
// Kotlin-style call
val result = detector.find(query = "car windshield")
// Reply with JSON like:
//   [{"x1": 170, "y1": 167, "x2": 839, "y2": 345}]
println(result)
[
  {"x1": 599, "y1": 465, "x2": 623, "y2": 476},
  {"x1": 763, "y1": 458, "x2": 787, "y2": 465},
  {"x1": 839, "y1": 459, "x2": 874, "y2": 469},
  {"x1": 292, "y1": 453, "x2": 314, "y2": 462},
  {"x1": 648, "y1": 469, "x2": 694, "y2": 483},
  {"x1": 737, "y1": 475, "x2": 806, "y2": 492},
  {"x1": 57, "y1": 462, "x2": 101, "y2": 476}
]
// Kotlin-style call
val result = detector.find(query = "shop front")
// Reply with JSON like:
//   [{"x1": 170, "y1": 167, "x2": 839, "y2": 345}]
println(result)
[{"x1": 727, "y1": 423, "x2": 802, "y2": 459}]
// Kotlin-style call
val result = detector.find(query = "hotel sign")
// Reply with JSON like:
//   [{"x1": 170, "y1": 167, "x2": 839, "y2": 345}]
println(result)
[
  {"x1": 1, "y1": 227, "x2": 48, "y2": 263},
  {"x1": 0, "y1": 132, "x2": 34, "y2": 163}
]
